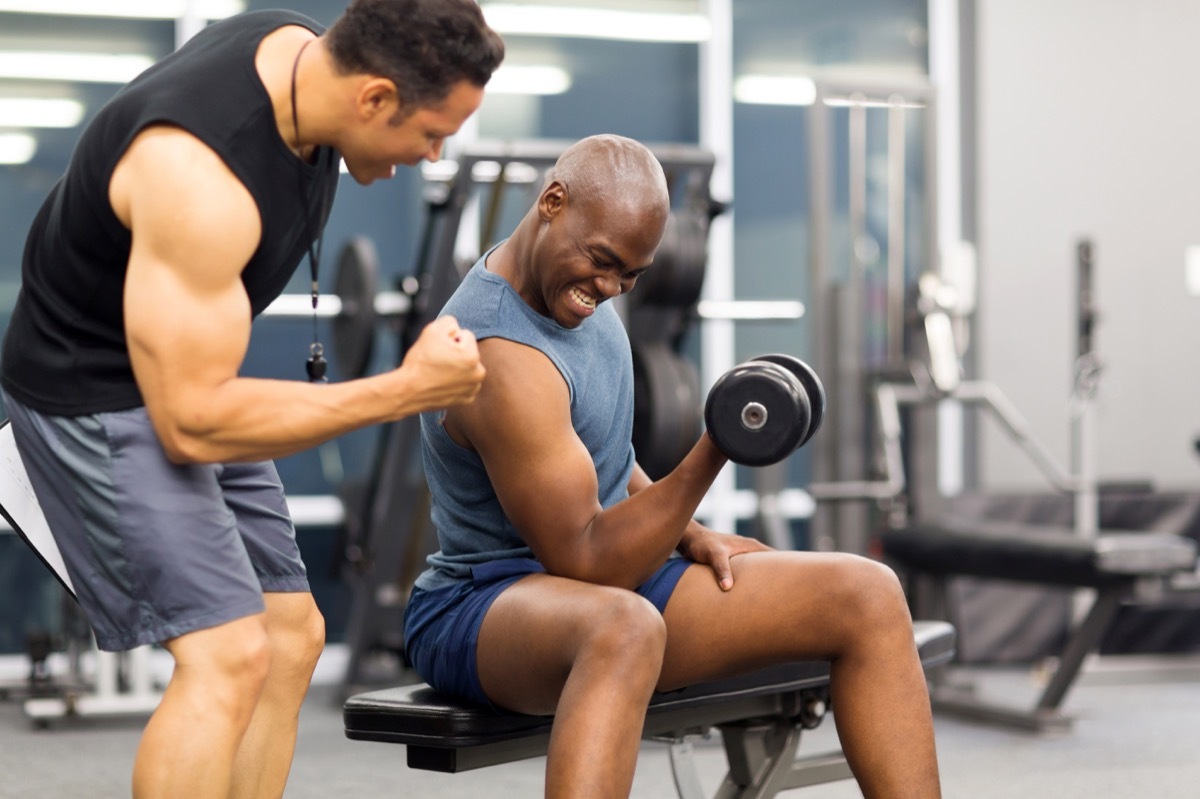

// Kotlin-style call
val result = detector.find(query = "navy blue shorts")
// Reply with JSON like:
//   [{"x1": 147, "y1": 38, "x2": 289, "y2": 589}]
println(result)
[
  {"x1": 404, "y1": 557, "x2": 693, "y2": 707},
  {"x1": 3, "y1": 392, "x2": 308, "y2": 652}
]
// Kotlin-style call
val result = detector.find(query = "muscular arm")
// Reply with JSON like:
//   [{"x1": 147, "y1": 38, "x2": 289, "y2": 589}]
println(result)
[
  {"x1": 626, "y1": 462, "x2": 705, "y2": 551},
  {"x1": 113, "y1": 126, "x2": 482, "y2": 464},
  {"x1": 446, "y1": 337, "x2": 726, "y2": 589}
]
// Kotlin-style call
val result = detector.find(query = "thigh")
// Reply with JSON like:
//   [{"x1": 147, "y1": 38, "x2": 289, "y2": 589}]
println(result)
[
  {"x1": 403, "y1": 559, "x2": 549, "y2": 707},
  {"x1": 476, "y1": 572, "x2": 660, "y2": 715},
  {"x1": 5, "y1": 398, "x2": 265, "y2": 651},
  {"x1": 658, "y1": 550, "x2": 896, "y2": 691}
]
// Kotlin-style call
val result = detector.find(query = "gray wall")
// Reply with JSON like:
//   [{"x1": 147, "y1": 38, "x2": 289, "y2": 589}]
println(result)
[{"x1": 975, "y1": 0, "x2": 1200, "y2": 492}]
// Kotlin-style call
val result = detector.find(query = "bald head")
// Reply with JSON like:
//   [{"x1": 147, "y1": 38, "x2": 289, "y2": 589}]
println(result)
[{"x1": 546, "y1": 134, "x2": 670, "y2": 221}]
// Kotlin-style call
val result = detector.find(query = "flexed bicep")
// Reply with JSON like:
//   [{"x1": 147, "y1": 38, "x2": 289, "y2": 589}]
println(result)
[
  {"x1": 112, "y1": 126, "x2": 262, "y2": 460},
  {"x1": 448, "y1": 338, "x2": 606, "y2": 578}
]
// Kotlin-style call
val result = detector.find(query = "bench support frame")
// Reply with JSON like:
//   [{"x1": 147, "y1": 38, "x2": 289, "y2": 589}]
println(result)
[
  {"x1": 925, "y1": 574, "x2": 1125, "y2": 732},
  {"x1": 665, "y1": 717, "x2": 854, "y2": 799}
]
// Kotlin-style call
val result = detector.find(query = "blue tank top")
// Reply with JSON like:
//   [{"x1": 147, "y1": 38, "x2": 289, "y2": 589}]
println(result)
[{"x1": 416, "y1": 252, "x2": 637, "y2": 591}]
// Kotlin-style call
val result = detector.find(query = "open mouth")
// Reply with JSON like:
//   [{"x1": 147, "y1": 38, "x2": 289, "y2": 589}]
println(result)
[{"x1": 570, "y1": 287, "x2": 597, "y2": 312}]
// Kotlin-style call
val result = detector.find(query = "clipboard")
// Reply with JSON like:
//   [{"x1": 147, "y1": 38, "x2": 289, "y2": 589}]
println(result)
[{"x1": 0, "y1": 419, "x2": 77, "y2": 598}]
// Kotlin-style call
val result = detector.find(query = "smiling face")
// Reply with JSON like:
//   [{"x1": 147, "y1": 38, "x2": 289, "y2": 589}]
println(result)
[
  {"x1": 525, "y1": 184, "x2": 668, "y2": 328},
  {"x1": 339, "y1": 79, "x2": 484, "y2": 184}
]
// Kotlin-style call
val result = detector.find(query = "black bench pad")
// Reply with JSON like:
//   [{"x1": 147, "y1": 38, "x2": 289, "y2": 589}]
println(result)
[
  {"x1": 343, "y1": 621, "x2": 955, "y2": 757},
  {"x1": 881, "y1": 521, "x2": 1197, "y2": 588}
]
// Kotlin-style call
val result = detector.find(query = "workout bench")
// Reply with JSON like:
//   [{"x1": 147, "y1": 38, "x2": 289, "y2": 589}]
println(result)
[
  {"x1": 880, "y1": 520, "x2": 1198, "y2": 732},
  {"x1": 343, "y1": 620, "x2": 954, "y2": 798}
]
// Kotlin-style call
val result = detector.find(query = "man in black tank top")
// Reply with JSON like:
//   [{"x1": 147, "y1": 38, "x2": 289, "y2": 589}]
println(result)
[{"x1": 0, "y1": 2, "x2": 501, "y2": 796}]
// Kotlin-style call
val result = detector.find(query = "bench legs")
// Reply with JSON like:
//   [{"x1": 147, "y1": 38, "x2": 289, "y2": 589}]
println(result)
[
  {"x1": 667, "y1": 720, "x2": 852, "y2": 799},
  {"x1": 928, "y1": 577, "x2": 1125, "y2": 732}
]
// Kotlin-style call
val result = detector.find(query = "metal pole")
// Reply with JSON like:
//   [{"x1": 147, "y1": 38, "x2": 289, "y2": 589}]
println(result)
[
  {"x1": 886, "y1": 99, "x2": 908, "y2": 365},
  {"x1": 1073, "y1": 239, "x2": 1099, "y2": 539},
  {"x1": 839, "y1": 99, "x2": 870, "y2": 555},
  {"x1": 809, "y1": 91, "x2": 837, "y2": 552},
  {"x1": 699, "y1": 0, "x2": 737, "y2": 536},
  {"x1": 175, "y1": 0, "x2": 206, "y2": 48}
]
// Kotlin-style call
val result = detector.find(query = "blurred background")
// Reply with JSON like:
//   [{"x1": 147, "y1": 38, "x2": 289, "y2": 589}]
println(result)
[{"x1": 1, "y1": 0, "x2": 1198, "y2": 685}]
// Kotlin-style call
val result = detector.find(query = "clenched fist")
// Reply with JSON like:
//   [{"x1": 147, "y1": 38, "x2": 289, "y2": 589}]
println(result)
[{"x1": 397, "y1": 315, "x2": 486, "y2": 410}]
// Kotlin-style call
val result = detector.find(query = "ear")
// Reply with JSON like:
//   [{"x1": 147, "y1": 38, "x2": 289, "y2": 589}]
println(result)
[
  {"x1": 537, "y1": 181, "x2": 567, "y2": 222},
  {"x1": 356, "y1": 77, "x2": 400, "y2": 121}
]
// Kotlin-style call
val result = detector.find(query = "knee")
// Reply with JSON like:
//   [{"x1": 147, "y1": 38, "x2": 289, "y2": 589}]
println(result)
[
  {"x1": 205, "y1": 624, "x2": 273, "y2": 709},
  {"x1": 833, "y1": 555, "x2": 912, "y2": 634},
  {"x1": 272, "y1": 602, "x2": 326, "y2": 678},
  {"x1": 580, "y1": 591, "x2": 667, "y2": 677}
]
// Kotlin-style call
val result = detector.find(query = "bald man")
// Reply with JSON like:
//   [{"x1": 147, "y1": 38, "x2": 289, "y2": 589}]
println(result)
[{"x1": 405, "y1": 134, "x2": 943, "y2": 798}]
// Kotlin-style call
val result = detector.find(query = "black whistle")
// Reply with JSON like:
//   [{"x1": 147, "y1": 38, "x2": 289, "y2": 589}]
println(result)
[{"x1": 306, "y1": 342, "x2": 328, "y2": 383}]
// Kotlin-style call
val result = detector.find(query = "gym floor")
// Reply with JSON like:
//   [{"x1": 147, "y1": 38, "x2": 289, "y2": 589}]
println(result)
[{"x1": 1, "y1": 655, "x2": 1198, "y2": 798}]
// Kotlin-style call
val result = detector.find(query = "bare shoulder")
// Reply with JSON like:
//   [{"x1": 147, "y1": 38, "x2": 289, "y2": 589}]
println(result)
[
  {"x1": 447, "y1": 337, "x2": 569, "y2": 447},
  {"x1": 110, "y1": 124, "x2": 261, "y2": 271},
  {"x1": 478, "y1": 337, "x2": 567, "y2": 403}
]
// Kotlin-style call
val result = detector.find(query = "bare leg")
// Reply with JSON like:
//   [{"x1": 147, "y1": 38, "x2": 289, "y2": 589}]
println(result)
[
  {"x1": 133, "y1": 615, "x2": 271, "y2": 799},
  {"x1": 476, "y1": 574, "x2": 668, "y2": 799},
  {"x1": 658, "y1": 552, "x2": 941, "y2": 799},
  {"x1": 229, "y1": 593, "x2": 325, "y2": 799}
]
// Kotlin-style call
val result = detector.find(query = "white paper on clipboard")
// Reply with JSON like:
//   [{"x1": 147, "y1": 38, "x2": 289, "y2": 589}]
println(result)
[{"x1": 0, "y1": 420, "x2": 76, "y2": 596}]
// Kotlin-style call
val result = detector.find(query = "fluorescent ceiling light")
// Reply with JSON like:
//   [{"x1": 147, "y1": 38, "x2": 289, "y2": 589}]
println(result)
[
  {"x1": 0, "y1": 52, "x2": 154, "y2": 83},
  {"x1": 0, "y1": 0, "x2": 243, "y2": 19},
  {"x1": 488, "y1": 65, "x2": 571, "y2": 95},
  {"x1": 0, "y1": 98, "x2": 85, "y2": 128},
  {"x1": 734, "y1": 75, "x2": 817, "y2": 107},
  {"x1": 0, "y1": 132, "x2": 36, "y2": 164},
  {"x1": 481, "y1": 4, "x2": 710, "y2": 43}
]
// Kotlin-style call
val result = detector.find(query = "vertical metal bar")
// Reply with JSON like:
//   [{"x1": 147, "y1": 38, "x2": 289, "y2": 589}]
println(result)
[
  {"x1": 1073, "y1": 239, "x2": 1099, "y2": 539},
  {"x1": 808, "y1": 93, "x2": 837, "y2": 552},
  {"x1": 839, "y1": 100, "x2": 870, "y2": 555},
  {"x1": 667, "y1": 741, "x2": 709, "y2": 799},
  {"x1": 923, "y1": 92, "x2": 941, "y2": 322},
  {"x1": 915, "y1": 92, "x2": 950, "y2": 519},
  {"x1": 175, "y1": 0, "x2": 205, "y2": 48},
  {"x1": 886, "y1": 99, "x2": 908, "y2": 365},
  {"x1": 929, "y1": 0, "x2": 961, "y2": 509},
  {"x1": 699, "y1": 0, "x2": 738, "y2": 537}
]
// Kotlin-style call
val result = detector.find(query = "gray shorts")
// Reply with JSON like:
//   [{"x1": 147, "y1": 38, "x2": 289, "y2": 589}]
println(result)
[{"x1": 3, "y1": 392, "x2": 309, "y2": 651}]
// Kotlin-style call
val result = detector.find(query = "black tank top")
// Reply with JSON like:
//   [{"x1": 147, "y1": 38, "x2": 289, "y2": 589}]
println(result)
[{"x1": 1, "y1": 10, "x2": 339, "y2": 415}]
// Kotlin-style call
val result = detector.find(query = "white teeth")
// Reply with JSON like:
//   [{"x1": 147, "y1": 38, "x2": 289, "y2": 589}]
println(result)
[{"x1": 571, "y1": 288, "x2": 596, "y2": 309}]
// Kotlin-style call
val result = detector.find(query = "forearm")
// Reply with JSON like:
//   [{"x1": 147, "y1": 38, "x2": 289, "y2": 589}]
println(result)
[
  {"x1": 627, "y1": 462, "x2": 710, "y2": 556},
  {"x1": 152, "y1": 368, "x2": 430, "y2": 464},
  {"x1": 573, "y1": 434, "x2": 726, "y2": 588}
]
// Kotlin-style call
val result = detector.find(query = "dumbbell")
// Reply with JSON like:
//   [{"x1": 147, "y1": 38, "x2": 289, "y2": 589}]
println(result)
[{"x1": 704, "y1": 354, "x2": 826, "y2": 467}]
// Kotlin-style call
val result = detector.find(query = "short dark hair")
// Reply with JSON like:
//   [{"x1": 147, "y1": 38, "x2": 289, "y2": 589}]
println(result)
[{"x1": 326, "y1": 0, "x2": 505, "y2": 110}]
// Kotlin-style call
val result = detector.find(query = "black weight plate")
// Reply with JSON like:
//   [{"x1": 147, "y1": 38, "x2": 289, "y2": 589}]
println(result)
[
  {"x1": 332, "y1": 237, "x2": 379, "y2": 380},
  {"x1": 632, "y1": 342, "x2": 703, "y2": 480},
  {"x1": 704, "y1": 362, "x2": 807, "y2": 467},
  {"x1": 630, "y1": 211, "x2": 708, "y2": 309},
  {"x1": 751, "y1": 353, "x2": 826, "y2": 446}
]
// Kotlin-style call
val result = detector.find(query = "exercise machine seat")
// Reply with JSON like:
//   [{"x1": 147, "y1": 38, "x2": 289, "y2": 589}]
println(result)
[{"x1": 882, "y1": 520, "x2": 1197, "y2": 588}]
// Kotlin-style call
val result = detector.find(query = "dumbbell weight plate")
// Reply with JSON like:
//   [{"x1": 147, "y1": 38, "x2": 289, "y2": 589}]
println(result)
[
  {"x1": 704, "y1": 361, "x2": 811, "y2": 467},
  {"x1": 628, "y1": 210, "x2": 708, "y2": 309},
  {"x1": 332, "y1": 237, "x2": 380, "y2": 380},
  {"x1": 751, "y1": 353, "x2": 825, "y2": 446}
]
